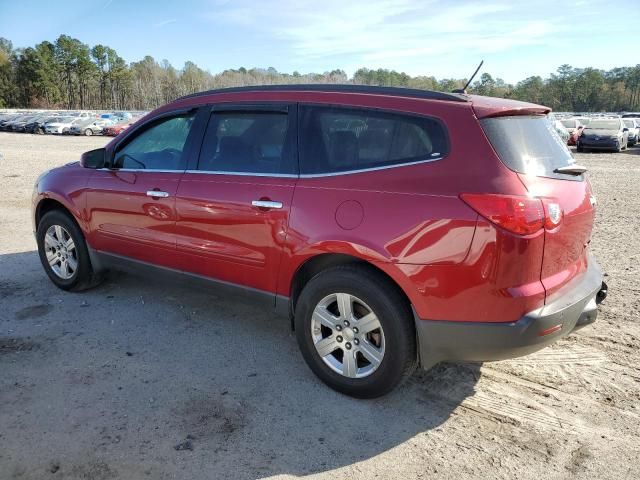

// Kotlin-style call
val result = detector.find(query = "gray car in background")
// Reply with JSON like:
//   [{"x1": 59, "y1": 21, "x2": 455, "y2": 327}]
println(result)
[{"x1": 67, "y1": 118, "x2": 112, "y2": 136}]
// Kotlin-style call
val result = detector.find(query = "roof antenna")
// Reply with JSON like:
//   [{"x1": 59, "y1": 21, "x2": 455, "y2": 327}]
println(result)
[{"x1": 452, "y1": 60, "x2": 484, "y2": 94}]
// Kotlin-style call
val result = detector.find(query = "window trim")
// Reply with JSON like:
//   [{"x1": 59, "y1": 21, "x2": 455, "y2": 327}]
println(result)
[
  {"x1": 192, "y1": 103, "x2": 298, "y2": 176},
  {"x1": 297, "y1": 103, "x2": 450, "y2": 176},
  {"x1": 298, "y1": 156, "x2": 444, "y2": 178}
]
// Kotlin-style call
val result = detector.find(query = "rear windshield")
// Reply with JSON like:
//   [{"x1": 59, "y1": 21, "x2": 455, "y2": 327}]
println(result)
[
  {"x1": 585, "y1": 120, "x2": 620, "y2": 130},
  {"x1": 480, "y1": 116, "x2": 577, "y2": 179}
]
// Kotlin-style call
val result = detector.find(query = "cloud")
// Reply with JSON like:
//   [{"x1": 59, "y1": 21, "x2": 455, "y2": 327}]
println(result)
[
  {"x1": 153, "y1": 19, "x2": 178, "y2": 28},
  {"x1": 206, "y1": 0, "x2": 563, "y2": 72}
]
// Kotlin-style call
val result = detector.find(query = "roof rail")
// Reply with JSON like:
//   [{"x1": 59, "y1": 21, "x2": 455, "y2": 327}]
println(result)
[{"x1": 176, "y1": 84, "x2": 469, "y2": 103}]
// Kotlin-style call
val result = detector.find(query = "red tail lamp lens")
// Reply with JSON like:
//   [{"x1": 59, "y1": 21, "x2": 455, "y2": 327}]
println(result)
[{"x1": 461, "y1": 194, "x2": 545, "y2": 235}]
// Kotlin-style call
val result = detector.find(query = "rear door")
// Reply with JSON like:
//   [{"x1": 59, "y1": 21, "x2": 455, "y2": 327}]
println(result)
[
  {"x1": 480, "y1": 115, "x2": 596, "y2": 301},
  {"x1": 174, "y1": 104, "x2": 298, "y2": 293},
  {"x1": 86, "y1": 110, "x2": 199, "y2": 269}
]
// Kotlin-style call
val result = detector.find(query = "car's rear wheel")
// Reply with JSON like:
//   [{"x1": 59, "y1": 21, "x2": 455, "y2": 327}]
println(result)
[
  {"x1": 295, "y1": 265, "x2": 416, "y2": 398},
  {"x1": 37, "y1": 210, "x2": 102, "y2": 291}
]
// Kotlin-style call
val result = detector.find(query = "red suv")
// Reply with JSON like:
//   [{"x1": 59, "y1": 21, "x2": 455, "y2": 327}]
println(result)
[{"x1": 32, "y1": 85, "x2": 606, "y2": 398}]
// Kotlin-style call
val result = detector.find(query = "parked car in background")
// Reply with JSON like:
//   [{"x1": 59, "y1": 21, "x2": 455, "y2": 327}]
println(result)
[
  {"x1": 44, "y1": 117, "x2": 79, "y2": 135},
  {"x1": 7, "y1": 114, "x2": 41, "y2": 132},
  {"x1": 32, "y1": 85, "x2": 606, "y2": 398},
  {"x1": 102, "y1": 123, "x2": 131, "y2": 136},
  {"x1": 550, "y1": 116, "x2": 570, "y2": 144},
  {"x1": 578, "y1": 118, "x2": 629, "y2": 152},
  {"x1": 68, "y1": 118, "x2": 112, "y2": 136},
  {"x1": 622, "y1": 119, "x2": 639, "y2": 146},
  {"x1": 24, "y1": 116, "x2": 62, "y2": 134},
  {"x1": 1, "y1": 114, "x2": 32, "y2": 131},
  {"x1": 560, "y1": 118, "x2": 585, "y2": 146}
]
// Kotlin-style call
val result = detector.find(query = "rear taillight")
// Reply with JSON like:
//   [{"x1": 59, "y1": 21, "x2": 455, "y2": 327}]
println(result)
[{"x1": 460, "y1": 194, "x2": 545, "y2": 235}]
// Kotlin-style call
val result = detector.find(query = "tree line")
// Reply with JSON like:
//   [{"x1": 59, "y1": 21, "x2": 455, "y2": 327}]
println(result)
[{"x1": 1, "y1": 35, "x2": 639, "y2": 112}]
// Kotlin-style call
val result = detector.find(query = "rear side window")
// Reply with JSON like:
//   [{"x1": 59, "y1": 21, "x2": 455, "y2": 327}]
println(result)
[
  {"x1": 480, "y1": 116, "x2": 577, "y2": 179},
  {"x1": 299, "y1": 106, "x2": 448, "y2": 174},
  {"x1": 197, "y1": 111, "x2": 296, "y2": 174}
]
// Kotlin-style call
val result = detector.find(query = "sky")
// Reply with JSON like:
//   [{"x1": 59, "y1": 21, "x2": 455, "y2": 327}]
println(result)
[{"x1": 0, "y1": 0, "x2": 637, "y2": 84}]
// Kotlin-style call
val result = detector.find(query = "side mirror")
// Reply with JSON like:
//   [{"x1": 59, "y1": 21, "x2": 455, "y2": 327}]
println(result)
[
  {"x1": 80, "y1": 148, "x2": 106, "y2": 169},
  {"x1": 623, "y1": 127, "x2": 629, "y2": 132}
]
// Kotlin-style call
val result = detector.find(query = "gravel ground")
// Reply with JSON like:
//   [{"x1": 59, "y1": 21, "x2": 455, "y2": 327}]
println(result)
[{"x1": 0, "y1": 132, "x2": 639, "y2": 480}]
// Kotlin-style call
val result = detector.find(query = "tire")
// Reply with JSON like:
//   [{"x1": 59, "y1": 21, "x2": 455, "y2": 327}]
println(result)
[
  {"x1": 294, "y1": 265, "x2": 416, "y2": 398},
  {"x1": 36, "y1": 210, "x2": 102, "y2": 292},
  {"x1": 84, "y1": 128, "x2": 93, "y2": 136},
  {"x1": 576, "y1": 144, "x2": 583, "y2": 152}
]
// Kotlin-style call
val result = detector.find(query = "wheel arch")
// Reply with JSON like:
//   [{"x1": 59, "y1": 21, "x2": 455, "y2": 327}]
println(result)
[
  {"x1": 287, "y1": 253, "x2": 413, "y2": 329},
  {"x1": 35, "y1": 197, "x2": 82, "y2": 233}
]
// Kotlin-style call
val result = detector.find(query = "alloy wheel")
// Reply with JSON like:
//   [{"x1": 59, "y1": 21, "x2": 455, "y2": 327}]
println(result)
[
  {"x1": 311, "y1": 293, "x2": 385, "y2": 379},
  {"x1": 44, "y1": 225, "x2": 78, "y2": 280}
]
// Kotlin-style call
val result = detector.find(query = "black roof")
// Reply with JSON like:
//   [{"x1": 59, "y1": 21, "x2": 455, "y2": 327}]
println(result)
[{"x1": 177, "y1": 84, "x2": 469, "y2": 103}]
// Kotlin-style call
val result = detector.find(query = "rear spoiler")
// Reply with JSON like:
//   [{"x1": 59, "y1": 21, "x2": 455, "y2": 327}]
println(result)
[
  {"x1": 475, "y1": 106, "x2": 551, "y2": 118},
  {"x1": 468, "y1": 95, "x2": 551, "y2": 119}
]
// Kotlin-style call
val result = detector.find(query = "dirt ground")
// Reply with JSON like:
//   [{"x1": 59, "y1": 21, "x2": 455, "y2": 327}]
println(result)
[{"x1": 0, "y1": 132, "x2": 638, "y2": 480}]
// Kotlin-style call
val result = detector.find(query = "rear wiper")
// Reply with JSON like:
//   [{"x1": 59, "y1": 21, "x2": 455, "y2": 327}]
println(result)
[{"x1": 554, "y1": 165, "x2": 587, "y2": 175}]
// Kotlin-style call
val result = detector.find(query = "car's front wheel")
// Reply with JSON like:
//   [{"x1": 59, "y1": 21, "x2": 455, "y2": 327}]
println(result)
[
  {"x1": 295, "y1": 265, "x2": 416, "y2": 398},
  {"x1": 84, "y1": 128, "x2": 93, "y2": 136},
  {"x1": 36, "y1": 210, "x2": 102, "y2": 291}
]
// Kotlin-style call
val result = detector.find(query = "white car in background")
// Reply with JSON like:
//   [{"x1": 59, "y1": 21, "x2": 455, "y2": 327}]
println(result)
[
  {"x1": 44, "y1": 117, "x2": 80, "y2": 134},
  {"x1": 622, "y1": 119, "x2": 639, "y2": 146}
]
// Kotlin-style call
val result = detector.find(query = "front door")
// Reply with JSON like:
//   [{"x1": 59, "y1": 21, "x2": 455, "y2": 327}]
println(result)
[
  {"x1": 86, "y1": 111, "x2": 199, "y2": 269},
  {"x1": 174, "y1": 104, "x2": 298, "y2": 294}
]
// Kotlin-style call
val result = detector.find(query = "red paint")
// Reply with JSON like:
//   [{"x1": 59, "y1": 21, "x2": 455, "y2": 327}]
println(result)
[{"x1": 33, "y1": 87, "x2": 596, "y2": 324}]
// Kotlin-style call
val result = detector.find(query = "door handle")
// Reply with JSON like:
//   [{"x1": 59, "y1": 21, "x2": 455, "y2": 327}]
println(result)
[
  {"x1": 251, "y1": 200, "x2": 283, "y2": 209},
  {"x1": 146, "y1": 190, "x2": 170, "y2": 198}
]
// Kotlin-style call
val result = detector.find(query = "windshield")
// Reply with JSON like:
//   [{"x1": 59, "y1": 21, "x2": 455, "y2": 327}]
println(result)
[
  {"x1": 480, "y1": 115, "x2": 577, "y2": 179},
  {"x1": 585, "y1": 120, "x2": 620, "y2": 130},
  {"x1": 623, "y1": 119, "x2": 636, "y2": 128}
]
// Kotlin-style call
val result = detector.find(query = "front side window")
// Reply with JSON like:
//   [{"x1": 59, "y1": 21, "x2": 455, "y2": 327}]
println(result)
[
  {"x1": 299, "y1": 106, "x2": 448, "y2": 174},
  {"x1": 113, "y1": 113, "x2": 195, "y2": 170},
  {"x1": 197, "y1": 110, "x2": 295, "y2": 174}
]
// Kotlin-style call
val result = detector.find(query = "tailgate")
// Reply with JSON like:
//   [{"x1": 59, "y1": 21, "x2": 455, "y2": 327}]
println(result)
[
  {"x1": 480, "y1": 114, "x2": 597, "y2": 302},
  {"x1": 518, "y1": 174, "x2": 596, "y2": 300}
]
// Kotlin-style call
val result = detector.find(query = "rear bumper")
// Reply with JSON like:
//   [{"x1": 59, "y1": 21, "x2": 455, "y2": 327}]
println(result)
[{"x1": 415, "y1": 256, "x2": 604, "y2": 370}]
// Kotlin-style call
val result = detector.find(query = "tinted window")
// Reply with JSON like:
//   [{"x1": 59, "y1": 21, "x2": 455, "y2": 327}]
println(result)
[
  {"x1": 480, "y1": 116, "x2": 577, "y2": 179},
  {"x1": 299, "y1": 106, "x2": 448, "y2": 174},
  {"x1": 114, "y1": 113, "x2": 195, "y2": 170},
  {"x1": 197, "y1": 111, "x2": 294, "y2": 174}
]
